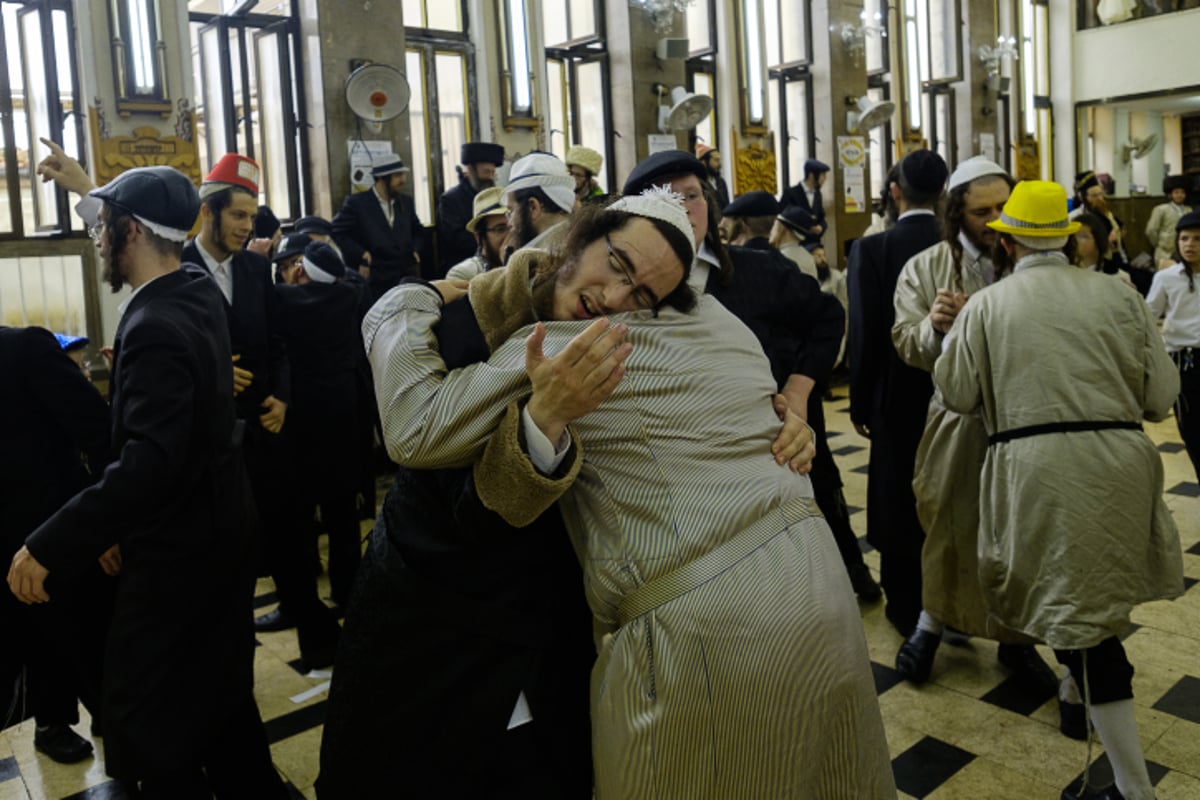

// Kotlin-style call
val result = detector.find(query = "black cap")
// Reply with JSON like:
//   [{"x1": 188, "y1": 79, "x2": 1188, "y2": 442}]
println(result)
[
  {"x1": 777, "y1": 204, "x2": 819, "y2": 235},
  {"x1": 89, "y1": 166, "x2": 199, "y2": 236},
  {"x1": 1177, "y1": 211, "x2": 1200, "y2": 233},
  {"x1": 722, "y1": 190, "x2": 779, "y2": 218},
  {"x1": 804, "y1": 159, "x2": 830, "y2": 177},
  {"x1": 461, "y1": 142, "x2": 504, "y2": 166},
  {"x1": 896, "y1": 150, "x2": 949, "y2": 198},
  {"x1": 294, "y1": 215, "x2": 333, "y2": 237},
  {"x1": 254, "y1": 205, "x2": 281, "y2": 238},
  {"x1": 1075, "y1": 171, "x2": 1100, "y2": 194},
  {"x1": 1165, "y1": 175, "x2": 1190, "y2": 195},
  {"x1": 302, "y1": 241, "x2": 346, "y2": 283},
  {"x1": 622, "y1": 150, "x2": 707, "y2": 196},
  {"x1": 273, "y1": 234, "x2": 308, "y2": 263}
]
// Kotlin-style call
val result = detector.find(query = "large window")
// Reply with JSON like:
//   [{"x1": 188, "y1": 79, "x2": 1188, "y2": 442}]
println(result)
[
  {"x1": 190, "y1": 2, "x2": 310, "y2": 221},
  {"x1": 765, "y1": 0, "x2": 813, "y2": 192},
  {"x1": 405, "y1": 3, "x2": 476, "y2": 225},
  {"x1": 1017, "y1": 0, "x2": 1051, "y2": 179},
  {"x1": 685, "y1": 0, "x2": 717, "y2": 153}
]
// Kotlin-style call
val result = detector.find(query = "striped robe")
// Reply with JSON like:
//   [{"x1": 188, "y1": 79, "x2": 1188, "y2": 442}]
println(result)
[{"x1": 364, "y1": 252, "x2": 895, "y2": 799}]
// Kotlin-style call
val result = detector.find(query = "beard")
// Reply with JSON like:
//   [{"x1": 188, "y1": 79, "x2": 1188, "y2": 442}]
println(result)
[
  {"x1": 510, "y1": 206, "x2": 540, "y2": 250},
  {"x1": 481, "y1": 235, "x2": 504, "y2": 267},
  {"x1": 467, "y1": 172, "x2": 495, "y2": 192},
  {"x1": 102, "y1": 216, "x2": 130, "y2": 293}
]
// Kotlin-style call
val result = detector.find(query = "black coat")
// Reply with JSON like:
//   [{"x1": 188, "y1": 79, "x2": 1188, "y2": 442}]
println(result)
[
  {"x1": 331, "y1": 188, "x2": 424, "y2": 296},
  {"x1": 779, "y1": 181, "x2": 828, "y2": 238},
  {"x1": 847, "y1": 213, "x2": 943, "y2": 551},
  {"x1": 436, "y1": 176, "x2": 478, "y2": 276},
  {"x1": 318, "y1": 294, "x2": 594, "y2": 799},
  {"x1": 24, "y1": 269, "x2": 257, "y2": 780}
]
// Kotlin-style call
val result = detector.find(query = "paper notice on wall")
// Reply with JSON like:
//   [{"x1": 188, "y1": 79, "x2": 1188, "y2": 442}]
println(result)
[
  {"x1": 979, "y1": 133, "x2": 997, "y2": 165},
  {"x1": 837, "y1": 136, "x2": 867, "y2": 169},
  {"x1": 647, "y1": 134, "x2": 679, "y2": 156},
  {"x1": 843, "y1": 167, "x2": 866, "y2": 214},
  {"x1": 348, "y1": 140, "x2": 394, "y2": 192}
]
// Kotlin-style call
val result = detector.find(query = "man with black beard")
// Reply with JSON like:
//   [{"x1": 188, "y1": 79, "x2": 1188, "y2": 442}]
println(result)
[
  {"x1": 437, "y1": 142, "x2": 504, "y2": 275},
  {"x1": 333, "y1": 157, "x2": 425, "y2": 301},
  {"x1": 17, "y1": 141, "x2": 287, "y2": 799},
  {"x1": 502, "y1": 152, "x2": 576, "y2": 260}
]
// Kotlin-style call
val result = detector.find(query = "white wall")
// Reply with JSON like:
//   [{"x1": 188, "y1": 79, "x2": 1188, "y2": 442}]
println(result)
[{"x1": 1073, "y1": 8, "x2": 1200, "y2": 102}]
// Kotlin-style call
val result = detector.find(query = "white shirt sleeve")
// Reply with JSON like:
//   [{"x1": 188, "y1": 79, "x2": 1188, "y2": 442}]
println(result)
[{"x1": 521, "y1": 404, "x2": 572, "y2": 474}]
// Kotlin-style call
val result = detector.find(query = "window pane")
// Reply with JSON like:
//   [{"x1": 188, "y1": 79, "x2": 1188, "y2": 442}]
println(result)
[
  {"x1": 508, "y1": 0, "x2": 533, "y2": 113},
  {"x1": 227, "y1": 26, "x2": 246, "y2": 154},
  {"x1": 743, "y1": 2, "x2": 764, "y2": 123},
  {"x1": 542, "y1": 0, "x2": 568, "y2": 46},
  {"x1": 785, "y1": 79, "x2": 809, "y2": 184},
  {"x1": 769, "y1": 78, "x2": 783, "y2": 192},
  {"x1": 780, "y1": 0, "x2": 807, "y2": 64},
  {"x1": 569, "y1": 0, "x2": 596, "y2": 39},
  {"x1": 255, "y1": 31, "x2": 290, "y2": 216},
  {"x1": 865, "y1": 0, "x2": 886, "y2": 72},
  {"x1": 928, "y1": 0, "x2": 957, "y2": 80},
  {"x1": 546, "y1": 59, "x2": 568, "y2": 161},
  {"x1": 693, "y1": 72, "x2": 714, "y2": 149},
  {"x1": 0, "y1": 255, "x2": 87, "y2": 335},
  {"x1": 435, "y1": 52, "x2": 468, "y2": 201},
  {"x1": 576, "y1": 60, "x2": 607, "y2": 190},
  {"x1": 426, "y1": 0, "x2": 462, "y2": 32},
  {"x1": 402, "y1": 0, "x2": 422, "y2": 26},
  {"x1": 201, "y1": 26, "x2": 225, "y2": 163},
  {"x1": 934, "y1": 92, "x2": 952, "y2": 166},
  {"x1": 867, "y1": 86, "x2": 888, "y2": 202},
  {"x1": 686, "y1": 1, "x2": 711, "y2": 52},
  {"x1": 763, "y1": 0, "x2": 780, "y2": 67},
  {"x1": 19, "y1": 8, "x2": 57, "y2": 231},
  {"x1": 406, "y1": 49, "x2": 433, "y2": 223}
]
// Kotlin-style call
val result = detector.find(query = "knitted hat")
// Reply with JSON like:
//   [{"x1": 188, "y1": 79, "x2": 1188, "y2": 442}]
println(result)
[
  {"x1": 461, "y1": 142, "x2": 504, "y2": 166},
  {"x1": 565, "y1": 146, "x2": 603, "y2": 176},
  {"x1": 503, "y1": 152, "x2": 577, "y2": 215},
  {"x1": 622, "y1": 150, "x2": 707, "y2": 195},
  {"x1": 90, "y1": 166, "x2": 200, "y2": 242},
  {"x1": 199, "y1": 153, "x2": 259, "y2": 200},
  {"x1": 466, "y1": 186, "x2": 506, "y2": 233},
  {"x1": 948, "y1": 155, "x2": 1008, "y2": 192},
  {"x1": 301, "y1": 241, "x2": 345, "y2": 284},
  {"x1": 608, "y1": 185, "x2": 696, "y2": 259},
  {"x1": 722, "y1": 190, "x2": 779, "y2": 218}
]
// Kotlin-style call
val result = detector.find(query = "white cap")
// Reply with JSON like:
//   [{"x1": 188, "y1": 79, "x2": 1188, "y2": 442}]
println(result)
[
  {"x1": 608, "y1": 185, "x2": 695, "y2": 258},
  {"x1": 503, "y1": 153, "x2": 577, "y2": 216},
  {"x1": 948, "y1": 155, "x2": 1008, "y2": 192}
]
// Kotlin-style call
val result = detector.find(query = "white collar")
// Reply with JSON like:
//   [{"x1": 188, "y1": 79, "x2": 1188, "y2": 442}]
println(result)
[
  {"x1": 117, "y1": 272, "x2": 171, "y2": 319},
  {"x1": 196, "y1": 237, "x2": 233, "y2": 273},
  {"x1": 958, "y1": 230, "x2": 984, "y2": 265},
  {"x1": 898, "y1": 209, "x2": 936, "y2": 220},
  {"x1": 1013, "y1": 250, "x2": 1069, "y2": 273}
]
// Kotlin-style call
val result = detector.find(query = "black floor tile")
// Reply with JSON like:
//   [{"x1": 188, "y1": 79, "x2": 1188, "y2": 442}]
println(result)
[
  {"x1": 1184, "y1": 576, "x2": 1198, "y2": 592},
  {"x1": 858, "y1": 537, "x2": 875, "y2": 553},
  {"x1": 980, "y1": 673, "x2": 1056, "y2": 716},
  {"x1": 1120, "y1": 623, "x2": 1141, "y2": 641},
  {"x1": 1158, "y1": 442, "x2": 1187, "y2": 453},
  {"x1": 1152, "y1": 675, "x2": 1200, "y2": 724},
  {"x1": 1063, "y1": 754, "x2": 1168, "y2": 796},
  {"x1": 61, "y1": 781, "x2": 138, "y2": 800},
  {"x1": 846, "y1": 504, "x2": 864, "y2": 516},
  {"x1": 1188, "y1": 540, "x2": 1200, "y2": 556},
  {"x1": 892, "y1": 736, "x2": 975, "y2": 798},
  {"x1": 837, "y1": 405, "x2": 853, "y2": 414},
  {"x1": 871, "y1": 661, "x2": 905, "y2": 695},
  {"x1": 831, "y1": 444, "x2": 865, "y2": 456},
  {"x1": 851, "y1": 464, "x2": 871, "y2": 474},
  {"x1": 0, "y1": 756, "x2": 18, "y2": 782},
  {"x1": 1167, "y1": 481, "x2": 1200, "y2": 497},
  {"x1": 286, "y1": 782, "x2": 307, "y2": 799},
  {"x1": 826, "y1": 430, "x2": 843, "y2": 439},
  {"x1": 264, "y1": 700, "x2": 327, "y2": 744}
]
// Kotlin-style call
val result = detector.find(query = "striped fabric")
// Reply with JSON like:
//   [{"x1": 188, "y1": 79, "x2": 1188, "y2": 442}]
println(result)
[{"x1": 365, "y1": 278, "x2": 894, "y2": 798}]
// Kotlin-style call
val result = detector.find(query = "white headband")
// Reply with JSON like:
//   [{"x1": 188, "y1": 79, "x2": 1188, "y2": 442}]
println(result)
[
  {"x1": 133, "y1": 213, "x2": 190, "y2": 242},
  {"x1": 301, "y1": 255, "x2": 338, "y2": 284}
]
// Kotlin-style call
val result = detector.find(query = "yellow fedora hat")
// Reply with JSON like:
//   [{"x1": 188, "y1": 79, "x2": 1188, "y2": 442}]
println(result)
[
  {"x1": 465, "y1": 186, "x2": 506, "y2": 233},
  {"x1": 987, "y1": 180, "x2": 1081, "y2": 237}
]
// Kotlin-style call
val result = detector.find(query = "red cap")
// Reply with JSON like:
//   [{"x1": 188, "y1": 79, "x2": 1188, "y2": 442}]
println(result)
[{"x1": 201, "y1": 153, "x2": 260, "y2": 197}]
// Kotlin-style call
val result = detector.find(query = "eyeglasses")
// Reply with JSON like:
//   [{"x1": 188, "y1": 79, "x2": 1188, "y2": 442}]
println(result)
[
  {"x1": 483, "y1": 223, "x2": 510, "y2": 235},
  {"x1": 604, "y1": 234, "x2": 655, "y2": 310},
  {"x1": 87, "y1": 221, "x2": 105, "y2": 242}
]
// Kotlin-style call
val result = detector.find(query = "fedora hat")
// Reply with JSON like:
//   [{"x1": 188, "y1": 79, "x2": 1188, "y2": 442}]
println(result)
[{"x1": 987, "y1": 180, "x2": 1081, "y2": 238}]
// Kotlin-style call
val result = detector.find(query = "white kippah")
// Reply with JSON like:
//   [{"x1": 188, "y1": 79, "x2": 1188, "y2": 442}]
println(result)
[
  {"x1": 301, "y1": 255, "x2": 338, "y2": 284},
  {"x1": 504, "y1": 153, "x2": 578, "y2": 215},
  {"x1": 608, "y1": 185, "x2": 696, "y2": 258},
  {"x1": 133, "y1": 213, "x2": 190, "y2": 242},
  {"x1": 948, "y1": 155, "x2": 1008, "y2": 192}
]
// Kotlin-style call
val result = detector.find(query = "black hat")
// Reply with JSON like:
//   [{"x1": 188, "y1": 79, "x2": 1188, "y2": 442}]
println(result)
[
  {"x1": 802, "y1": 240, "x2": 823, "y2": 253},
  {"x1": 254, "y1": 205, "x2": 281, "y2": 238},
  {"x1": 273, "y1": 234, "x2": 308, "y2": 263},
  {"x1": 1075, "y1": 170, "x2": 1100, "y2": 194},
  {"x1": 1177, "y1": 211, "x2": 1200, "y2": 233},
  {"x1": 804, "y1": 159, "x2": 830, "y2": 177},
  {"x1": 1165, "y1": 175, "x2": 1190, "y2": 195},
  {"x1": 89, "y1": 166, "x2": 199, "y2": 241},
  {"x1": 461, "y1": 142, "x2": 504, "y2": 166},
  {"x1": 722, "y1": 190, "x2": 780, "y2": 218},
  {"x1": 777, "y1": 204, "x2": 818, "y2": 235},
  {"x1": 896, "y1": 150, "x2": 949, "y2": 198},
  {"x1": 302, "y1": 241, "x2": 345, "y2": 284},
  {"x1": 622, "y1": 150, "x2": 707, "y2": 196},
  {"x1": 294, "y1": 215, "x2": 333, "y2": 237}
]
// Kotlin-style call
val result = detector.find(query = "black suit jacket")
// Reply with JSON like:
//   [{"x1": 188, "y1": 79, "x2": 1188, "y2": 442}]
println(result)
[
  {"x1": 332, "y1": 188, "x2": 424, "y2": 290},
  {"x1": 25, "y1": 269, "x2": 256, "y2": 778},
  {"x1": 436, "y1": 177, "x2": 478, "y2": 275},
  {"x1": 779, "y1": 181, "x2": 827, "y2": 238},
  {"x1": 181, "y1": 242, "x2": 290, "y2": 428}
]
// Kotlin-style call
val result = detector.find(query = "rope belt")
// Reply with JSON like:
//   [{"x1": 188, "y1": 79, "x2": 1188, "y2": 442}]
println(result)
[
  {"x1": 616, "y1": 496, "x2": 819, "y2": 626},
  {"x1": 988, "y1": 420, "x2": 1142, "y2": 446}
]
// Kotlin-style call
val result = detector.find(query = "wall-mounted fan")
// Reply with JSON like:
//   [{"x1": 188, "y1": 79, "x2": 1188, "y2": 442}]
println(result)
[
  {"x1": 847, "y1": 96, "x2": 895, "y2": 134},
  {"x1": 345, "y1": 63, "x2": 410, "y2": 132},
  {"x1": 655, "y1": 85, "x2": 714, "y2": 133},
  {"x1": 1122, "y1": 133, "x2": 1159, "y2": 163}
]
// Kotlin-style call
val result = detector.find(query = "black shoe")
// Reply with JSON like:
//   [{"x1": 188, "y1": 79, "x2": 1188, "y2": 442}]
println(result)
[
  {"x1": 848, "y1": 563, "x2": 883, "y2": 603},
  {"x1": 34, "y1": 724, "x2": 93, "y2": 764},
  {"x1": 997, "y1": 643, "x2": 1059, "y2": 695},
  {"x1": 1059, "y1": 699, "x2": 1088, "y2": 741},
  {"x1": 1061, "y1": 782, "x2": 1126, "y2": 800},
  {"x1": 895, "y1": 628, "x2": 941, "y2": 684},
  {"x1": 300, "y1": 642, "x2": 338, "y2": 672},
  {"x1": 254, "y1": 607, "x2": 297, "y2": 632}
]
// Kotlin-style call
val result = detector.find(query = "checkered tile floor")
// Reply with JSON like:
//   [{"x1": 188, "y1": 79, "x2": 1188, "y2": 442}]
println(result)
[{"x1": 4, "y1": 386, "x2": 1199, "y2": 799}]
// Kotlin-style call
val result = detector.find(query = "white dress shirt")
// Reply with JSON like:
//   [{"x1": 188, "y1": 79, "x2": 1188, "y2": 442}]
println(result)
[{"x1": 195, "y1": 239, "x2": 235, "y2": 305}]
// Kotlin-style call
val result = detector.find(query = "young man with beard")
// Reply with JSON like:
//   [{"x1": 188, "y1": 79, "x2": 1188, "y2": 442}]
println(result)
[
  {"x1": 718, "y1": 189, "x2": 780, "y2": 247},
  {"x1": 437, "y1": 141, "x2": 504, "y2": 274},
  {"x1": 696, "y1": 143, "x2": 730, "y2": 211},
  {"x1": 16, "y1": 143, "x2": 287, "y2": 799},
  {"x1": 890, "y1": 156, "x2": 1061, "y2": 718},
  {"x1": 184, "y1": 155, "x2": 341, "y2": 670},
  {"x1": 445, "y1": 186, "x2": 509, "y2": 281},
  {"x1": 501, "y1": 152, "x2": 576, "y2": 258},
  {"x1": 779, "y1": 158, "x2": 830, "y2": 239}
]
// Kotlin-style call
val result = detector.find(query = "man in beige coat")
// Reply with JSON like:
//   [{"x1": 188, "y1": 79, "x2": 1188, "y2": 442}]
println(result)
[
  {"x1": 1145, "y1": 175, "x2": 1192, "y2": 269},
  {"x1": 934, "y1": 180, "x2": 1182, "y2": 800}
]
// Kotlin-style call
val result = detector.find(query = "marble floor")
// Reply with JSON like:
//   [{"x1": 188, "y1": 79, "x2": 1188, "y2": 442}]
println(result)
[{"x1": 3, "y1": 384, "x2": 1199, "y2": 799}]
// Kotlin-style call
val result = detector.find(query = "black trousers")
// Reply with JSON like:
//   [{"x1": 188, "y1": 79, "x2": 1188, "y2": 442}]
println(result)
[
  {"x1": 1054, "y1": 636, "x2": 1135, "y2": 705},
  {"x1": 1172, "y1": 349, "x2": 1200, "y2": 481},
  {"x1": 806, "y1": 395, "x2": 868, "y2": 573}
]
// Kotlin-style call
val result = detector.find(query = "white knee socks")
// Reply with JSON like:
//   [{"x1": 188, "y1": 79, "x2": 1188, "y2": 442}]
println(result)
[{"x1": 1088, "y1": 699, "x2": 1155, "y2": 800}]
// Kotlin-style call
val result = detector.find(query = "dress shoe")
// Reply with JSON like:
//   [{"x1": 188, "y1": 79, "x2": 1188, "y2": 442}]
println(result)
[
  {"x1": 848, "y1": 563, "x2": 883, "y2": 603},
  {"x1": 254, "y1": 607, "x2": 297, "y2": 632},
  {"x1": 1059, "y1": 699, "x2": 1088, "y2": 741},
  {"x1": 997, "y1": 643, "x2": 1059, "y2": 695},
  {"x1": 1061, "y1": 782, "x2": 1126, "y2": 799},
  {"x1": 895, "y1": 628, "x2": 941, "y2": 684},
  {"x1": 34, "y1": 724, "x2": 93, "y2": 764}
]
